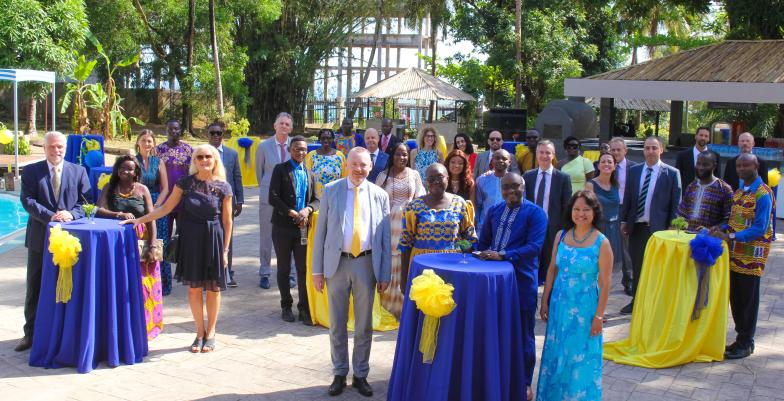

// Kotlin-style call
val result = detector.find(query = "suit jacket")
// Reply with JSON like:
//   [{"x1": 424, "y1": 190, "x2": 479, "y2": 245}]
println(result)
[
  {"x1": 268, "y1": 160, "x2": 320, "y2": 231},
  {"x1": 21, "y1": 160, "x2": 91, "y2": 253},
  {"x1": 255, "y1": 136, "x2": 291, "y2": 204},
  {"x1": 473, "y1": 150, "x2": 519, "y2": 179},
  {"x1": 367, "y1": 151, "x2": 389, "y2": 183},
  {"x1": 220, "y1": 145, "x2": 244, "y2": 205},
  {"x1": 675, "y1": 147, "x2": 720, "y2": 189},
  {"x1": 523, "y1": 168, "x2": 572, "y2": 237},
  {"x1": 380, "y1": 132, "x2": 401, "y2": 156},
  {"x1": 311, "y1": 178, "x2": 391, "y2": 282},
  {"x1": 723, "y1": 153, "x2": 768, "y2": 191},
  {"x1": 621, "y1": 161, "x2": 682, "y2": 233}
]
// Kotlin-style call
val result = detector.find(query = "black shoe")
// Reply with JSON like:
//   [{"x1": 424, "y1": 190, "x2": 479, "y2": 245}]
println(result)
[
  {"x1": 328, "y1": 375, "x2": 347, "y2": 396},
  {"x1": 623, "y1": 283, "x2": 633, "y2": 296},
  {"x1": 227, "y1": 279, "x2": 238, "y2": 288},
  {"x1": 14, "y1": 336, "x2": 32, "y2": 352},
  {"x1": 725, "y1": 345, "x2": 753, "y2": 360},
  {"x1": 725, "y1": 342, "x2": 739, "y2": 352},
  {"x1": 281, "y1": 308, "x2": 295, "y2": 322},
  {"x1": 299, "y1": 311, "x2": 314, "y2": 326},
  {"x1": 620, "y1": 302, "x2": 634, "y2": 314},
  {"x1": 259, "y1": 276, "x2": 270, "y2": 289},
  {"x1": 352, "y1": 376, "x2": 373, "y2": 397}
]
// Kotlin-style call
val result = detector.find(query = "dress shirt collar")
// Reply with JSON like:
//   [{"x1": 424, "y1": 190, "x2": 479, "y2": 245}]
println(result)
[
  {"x1": 289, "y1": 158, "x2": 305, "y2": 170},
  {"x1": 47, "y1": 159, "x2": 64, "y2": 173},
  {"x1": 369, "y1": 149, "x2": 380, "y2": 158},
  {"x1": 216, "y1": 144, "x2": 224, "y2": 152},
  {"x1": 618, "y1": 158, "x2": 627, "y2": 169},
  {"x1": 644, "y1": 159, "x2": 662, "y2": 170},
  {"x1": 538, "y1": 164, "x2": 554, "y2": 175},
  {"x1": 741, "y1": 175, "x2": 763, "y2": 192},
  {"x1": 347, "y1": 178, "x2": 368, "y2": 191}
]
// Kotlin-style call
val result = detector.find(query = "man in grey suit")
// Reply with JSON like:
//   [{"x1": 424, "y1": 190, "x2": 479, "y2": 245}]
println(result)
[
  {"x1": 620, "y1": 136, "x2": 682, "y2": 314},
  {"x1": 609, "y1": 137, "x2": 637, "y2": 296},
  {"x1": 523, "y1": 139, "x2": 572, "y2": 285},
  {"x1": 255, "y1": 112, "x2": 296, "y2": 289},
  {"x1": 209, "y1": 121, "x2": 243, "y2": 287},
  {"x1": 312, "y1": 147, "x2": 391, "y2": 398},
  {"x1": 474, "y1": 130, "x2": 519, "y2": 179}
]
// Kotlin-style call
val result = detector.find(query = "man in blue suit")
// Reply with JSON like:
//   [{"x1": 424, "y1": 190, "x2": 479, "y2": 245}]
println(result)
[
  {"x1": 17, "y1": 131, "x2": 91, "y2": 351},
  {"x1": 364, "y1": 128, "x2": 389, "y2": 183},
  {"x1": 477, "y1": 173, "x2": 547, "y2": 401},
  {"x1": 208, "y1": 121, "x2": 244, "y2": 287},
  {"x1": 620, "y1": 136, "x2": 682, "y2": 314}
]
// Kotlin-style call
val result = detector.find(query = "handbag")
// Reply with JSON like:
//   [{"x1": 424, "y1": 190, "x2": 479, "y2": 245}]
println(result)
[
  {"x1": 138, "y1": 239, "x2": 164, "y2": 263},
  {"x1": 164, "y1": 233, "x2": 179, "y2": 264}
]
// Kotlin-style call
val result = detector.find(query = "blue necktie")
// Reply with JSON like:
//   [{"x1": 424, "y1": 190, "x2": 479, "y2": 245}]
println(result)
[{"x1": 636, "y1": 167, "x2": 653, "y2": 219}]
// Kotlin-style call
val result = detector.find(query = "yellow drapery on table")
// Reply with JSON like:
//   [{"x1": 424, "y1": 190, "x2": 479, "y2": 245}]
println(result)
[
  {"x1": 224, "y1": 136, "x2": 261, "y2": 187},
  {"x1": 305, "y1": 211, "x2": 399, "y2": 331},
  {"x1": 604, "y1": 230, "x2": 729, "y2": 368}
]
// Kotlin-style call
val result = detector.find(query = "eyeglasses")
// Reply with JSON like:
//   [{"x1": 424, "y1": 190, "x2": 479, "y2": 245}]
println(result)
[
  {"x1": 196, "y1": 154, "x2": 214, "y2": 160},
  {"x1": 566, "y1": 143, "x2": 580, "y2": 149},
  {"x1": 488, "y1": 137, "x2": 502, "y2": 142},
  {"x1": 526, "y1": 136, "x2": 539, "y2": 142},
  {"x1": 426, "y1": 175, "x2": 446, "y2": 183},
  {"x1": 209, "y1": 130, "x2": 223, "y2": 136}
]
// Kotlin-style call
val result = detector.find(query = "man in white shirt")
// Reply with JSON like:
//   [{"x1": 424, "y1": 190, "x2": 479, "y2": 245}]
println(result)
[
  {"x1": 364, "y1": 128, "x2": 389, "y2": 183},
  {"x1": 609, "y1": 137, "x2": 636, "y2": 295},
  {"x1": 676, "y1": 126, "x2": 718, "y2": 189}
]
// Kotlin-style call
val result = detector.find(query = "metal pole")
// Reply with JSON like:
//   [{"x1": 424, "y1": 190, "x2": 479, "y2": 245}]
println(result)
[
  {"x1": 13, "y1": 81, "x2": 19, "y2": 179},
  {"x1": 52, "y1": 77, "x2": 56, "y2": 132}
]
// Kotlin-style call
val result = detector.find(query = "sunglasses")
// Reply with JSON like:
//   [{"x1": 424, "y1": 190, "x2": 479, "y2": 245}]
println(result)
[
  {"x1": 566, "y1": 143, "x2": 580, "y2": 149},
  {"x1": 426, "y1": 175, "x2": 447, "y2": 183},
  {"x1": 209, "y1": 130, "x2": 223, "y2": 136},
  {"x1": 196, "y1": 154, "x2": 214, "y2": 160},
  {"x1": 488, "y1": 137, "x2": 502, "y2": 142}
]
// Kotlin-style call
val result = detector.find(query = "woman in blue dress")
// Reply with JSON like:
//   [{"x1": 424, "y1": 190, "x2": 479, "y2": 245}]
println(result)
[
  {"x1": 584, "y1": 152, "x2": 622, "y2": 272},
  {"x1": 537, "y1": 190, "x2": 613, "y2": 401},
  {"x1": 409, "y1": 126, "x2": 444, "y2": 184}
]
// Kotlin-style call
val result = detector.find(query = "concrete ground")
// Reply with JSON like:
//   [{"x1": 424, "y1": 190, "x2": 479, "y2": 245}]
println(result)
[{"x1": 0, "y1": 191, "x2": 783, "y2": 401}]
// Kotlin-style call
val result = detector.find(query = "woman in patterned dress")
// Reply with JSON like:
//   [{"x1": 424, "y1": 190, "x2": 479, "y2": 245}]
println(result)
[
  {"x1": 399, "y1": 163, "x2": 477, "y2": 292},
  {"x1": 135, "y1": 130, "x2": 171, "y2": 298},
  {"x1": 445, "y1": 149, "x2": 475, "y2": 201},
  {"x1": 409, "y1": 126, "x2": 444, "y2": 184},
  {"x1": 304, "y1": 129, "x2": 346, "y2": 197},
  {"x1": 537, "y1": 191, "x2": 612, "y2": 400},
  {"x1": 96, "y1": 155, "x2": 164, "y2": 340},
  {"x1": 375, "y1": 142, "x2": 425, "y2": 318},
  {"x1": 155, "y1": 120, "x2": 193, "y2": 295}
]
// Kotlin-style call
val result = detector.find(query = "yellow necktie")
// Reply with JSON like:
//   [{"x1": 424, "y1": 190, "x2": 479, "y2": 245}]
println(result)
[
  {"x1": 351, "y1": 186, "x2": 362, "y2": 257},
  {"x1": 52, "y1": 167, "x2": 61, "y2": 202}
]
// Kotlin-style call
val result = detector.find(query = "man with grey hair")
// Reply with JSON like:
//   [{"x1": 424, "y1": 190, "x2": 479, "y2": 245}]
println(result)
[
  {"x1": 723, "y1": 132, "x2": 768, "y2": 191},
  {"x1": 17, "y1": 131, "x2": 91, "y2": 351},
  {"x1": 364, "y1": 128, "x2": 389, "y2": 182},
  {"x1": 256, "y1": 112, "x2": 297, "y2": 289}
]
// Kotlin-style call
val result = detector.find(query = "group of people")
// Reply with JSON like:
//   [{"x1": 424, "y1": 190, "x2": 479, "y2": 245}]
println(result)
[{"x1": 16, "y1": 116, "x2": 776, "y2": 400}]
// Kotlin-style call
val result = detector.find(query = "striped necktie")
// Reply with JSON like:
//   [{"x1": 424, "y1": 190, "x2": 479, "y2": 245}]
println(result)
[{"x1": 636, "y1": 167, "x2": 653, "y2": 219}]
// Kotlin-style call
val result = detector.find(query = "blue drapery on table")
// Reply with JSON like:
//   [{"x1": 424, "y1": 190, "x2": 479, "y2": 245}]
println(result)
[
  {"x1": 30, "y1": 218, "x2": 148, "y2": 373},
  {"x1": 88, "y1": 166, "x2": 112, "y2": 202},
  {"x1": 501, "y1": 141, "x2": 524, "y2": 155},
  {"x1": 387, "y1": 253, "x2": 526, "y2": 401},
  {"x1": 65, "y1": 134, "x2": 104, "y2": 173}
]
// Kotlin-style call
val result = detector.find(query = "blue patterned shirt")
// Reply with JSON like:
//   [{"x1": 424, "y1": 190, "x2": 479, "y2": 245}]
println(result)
[{"x1": 290, "y1": 159, "x2": 308, "y2": 211}]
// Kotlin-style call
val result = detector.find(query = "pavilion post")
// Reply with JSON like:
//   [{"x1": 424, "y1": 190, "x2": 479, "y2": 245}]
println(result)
[
  {"x1": 669, "y1": 100, "x2": 684, "y2": 146},
  {"x1": 52, "y1": 78, "x2": 56, "y2": 132},
  {"x1": 13, "y1": 81, "x2": 19, "y2": 179},
  {"x1": 599, "y1": 97, "x2": 614, "y2": 143}
]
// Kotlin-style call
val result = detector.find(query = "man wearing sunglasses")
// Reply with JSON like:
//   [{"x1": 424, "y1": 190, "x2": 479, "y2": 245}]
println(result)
[
  {"x1": 474, "y1": 130, "x2": 519, "y2": 179},
  {"x1": 208, "y1": 121, "x2": 244, "y2": 287}
]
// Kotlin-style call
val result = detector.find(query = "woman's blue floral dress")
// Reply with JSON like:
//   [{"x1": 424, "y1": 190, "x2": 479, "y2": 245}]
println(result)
[{"x1": 536, "y1": 232, "x2": 604, "y2": 401}]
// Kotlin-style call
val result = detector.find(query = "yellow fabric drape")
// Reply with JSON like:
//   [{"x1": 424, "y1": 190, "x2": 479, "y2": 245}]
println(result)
[
  {"x1": 603, "y1": 230, "x2": 729, "y2": 368},
  {"x1": 583, "y1": 150, "x2": 600, "y2": 163},
  {"x1": 48, "y1": 224, "x2": 82, "y2": 303},
  {"x1": 306, "y1": 211, "x2": 399, "y2": 331},
  {"x1": 409, "y1": 269, "x2": 456, "y2": 363},
  {"x1": 224, "y1": 136, "x2": 261, "y2": 187}
]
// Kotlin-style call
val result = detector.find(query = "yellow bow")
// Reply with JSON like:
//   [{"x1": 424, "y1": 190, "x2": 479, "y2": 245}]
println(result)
[
  {"x1": 768, "y1": 168, "x2": 781, "y2": 188},
  {"x1": 0, "y1": 129, "x2": 12, "y2": 145},
  {"x1": 409, "y1": 269, "x2": 456, "y2": 363},
  {"x1": 48, "y1": 224, "x2": 82, "y2": 303}
]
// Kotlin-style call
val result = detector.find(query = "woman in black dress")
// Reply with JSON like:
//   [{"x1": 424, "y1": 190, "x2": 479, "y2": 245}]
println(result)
[
  {"x1": 123, "y1": 144, "x2": 233, "y2": 353},
  {"x1": 444, "y1": 149, "x2": 475, "y2": 201}
]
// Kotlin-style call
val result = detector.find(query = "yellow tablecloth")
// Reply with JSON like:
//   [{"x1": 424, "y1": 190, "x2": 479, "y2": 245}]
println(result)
[
  {"x1": 305, "y1": 211, "x2": 399, "y2": 331},
  {"x1": 604, "y1": 230, "x2": 729, "y2": 368},
  {"x1": 224, "y1": 136, "x2": 260, "y2": 187}
]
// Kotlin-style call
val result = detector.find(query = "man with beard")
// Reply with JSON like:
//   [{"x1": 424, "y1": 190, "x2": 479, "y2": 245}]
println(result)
[{"x1": 676, "y1": 150, "x2": 733, "y2": 231}]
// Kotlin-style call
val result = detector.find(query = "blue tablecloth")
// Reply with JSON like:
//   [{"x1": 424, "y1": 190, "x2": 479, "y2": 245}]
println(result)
[
  {"x1": 30, "y1": 218, "x2": 148, "y2": 373},
  {"x1": 406, "y1": 139, "x2": 418, "y2": 150},
  {"x1": 65, "y1": 134, "x2": 105, "y2": 173},
  {"x1": 88, "y1": 166, "x2": 112, "y2": 202},
  {"x1": 388, "y1": 253, "x2": 526, "y2": 401}
]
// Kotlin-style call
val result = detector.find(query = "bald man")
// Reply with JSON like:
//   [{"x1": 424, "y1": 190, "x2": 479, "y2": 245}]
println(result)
[
  {"x1": 723, "y1": 132, "x2": 768, "y2": 191},
  {"x1": 474, "y1": 149, "x2": 513, "y2": 232},
  {"x1": 364, "y1": 128, "x2": 389, "y2": 182}
]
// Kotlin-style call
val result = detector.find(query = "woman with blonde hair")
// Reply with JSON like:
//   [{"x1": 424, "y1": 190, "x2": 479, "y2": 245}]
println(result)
[
  {"x1": 410, "y1": 126, "x2": 445, "y2": 184},
  {"x1": 123, "y1": 144, "x2": 233, "y2": 353}
]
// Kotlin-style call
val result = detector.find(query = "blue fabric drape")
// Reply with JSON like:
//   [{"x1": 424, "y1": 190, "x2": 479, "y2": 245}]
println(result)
[
  {"x1": 30, "y1": 218, "x2": 148, "y2": 373},
  {"x1": 65, "y1": 135, "x2": 105, "y2": 173},
  {"x1": 388, "y1": 253, "x2": 526, "y2": 401},
  {"x1": 88, "y1": 166, "x2": 113, "y2": 201}
]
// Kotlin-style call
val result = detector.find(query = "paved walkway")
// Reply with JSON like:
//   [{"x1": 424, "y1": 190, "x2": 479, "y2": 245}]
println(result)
[{"x1": 0, "y1": 192, "x2": 783, "y2": 400}]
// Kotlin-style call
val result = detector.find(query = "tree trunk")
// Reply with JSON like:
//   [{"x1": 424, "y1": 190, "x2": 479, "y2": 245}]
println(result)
[
  {"x1": 102, "y1": 77, "x2": 115, "y2": 138},
  {"x1": 25, "y1": 96, "x2": 36, "y2": 136},
  {"x1": 182, "y1": 0, "x2": 196, "y2": 134},
  {"x1": 209, "y1": 0, "x2": 225, "y2": 117},
  {"x1": 514, "y1": 0, "x2": 522, "y2": 109},
  {"x1": 775, "y1": 104, "x2": 784, "y2": 138},
  {"x1": 350, "y1": 1, "x2": 383, "y2": 119},
  {"x1": 428, "y1": 13, "x2": 438, "y2": 122}
]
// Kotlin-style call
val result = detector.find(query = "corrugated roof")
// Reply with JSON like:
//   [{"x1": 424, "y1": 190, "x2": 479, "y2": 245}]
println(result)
[
  {"x1": 589, "y1": 40, "x2": 784, "y2": 83},
  {"x1": 353, "y1": 67, "x2": 476, "y2": 101},
  {"x1": 586, "y1": 97, "x2": 670, "y2": 112}
]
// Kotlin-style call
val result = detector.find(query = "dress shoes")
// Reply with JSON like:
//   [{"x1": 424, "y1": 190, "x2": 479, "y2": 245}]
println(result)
[
  {"x1": 725, "y1": 345, "x2": 753, "y2": 360},
  {"x1": 623, "y1": 283, "x2": 633, "y2": 296},
  {"x1": 281, "y1": 307, "x2": 296, "y2": 322},
  {"x1": 259, "y1": 276, "x2": 270, "y2": 289},
  {"x1": 14, "y1": 336, "x2": 32, "y2": 352},
  {"x1": 227, "y1": 278, "x2": 238, "y2": 288},
  {"x1": 328, "y1": 375, "x2": 347, "y2": 396},
  {"x1": 352, "y1": 376, "x2": 373, "y2": 397},
  {"x1": 299, "y1": 310, "x2": 314, "y2": 326},
  {"x1": 620, "y1": 302, "x2": 634, "y2": 315}
]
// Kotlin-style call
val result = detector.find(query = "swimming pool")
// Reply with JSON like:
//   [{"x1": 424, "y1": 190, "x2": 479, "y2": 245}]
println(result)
[{"x1": 0, "y1": 193, "x2": 27, "y2": 238}]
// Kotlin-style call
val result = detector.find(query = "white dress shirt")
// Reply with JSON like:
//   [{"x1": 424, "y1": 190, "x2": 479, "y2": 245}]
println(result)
[
  {"x1": 343, "y1": 179, "x2": 373, "y2": 253},
  {"x1": 692, "y1": 146, "x2": 703, "y2": 166},
  {"x1": 369, "y1": 149, "x2": 380, "y2": 166},
  {"x1": 617, "y1": 158, "x2": 628, "y2": 204},
  {"x1": 534, "y1": 165, "x2": 554, "y2": 216},
  {"x1": 639, "y1": 160, "x2": 662, "y2": 223}
]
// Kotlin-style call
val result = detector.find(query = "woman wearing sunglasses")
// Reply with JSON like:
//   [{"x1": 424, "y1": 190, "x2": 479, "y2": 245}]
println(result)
[{"x1": 558, "y1": 136, "x2": 595, "y2": 195}]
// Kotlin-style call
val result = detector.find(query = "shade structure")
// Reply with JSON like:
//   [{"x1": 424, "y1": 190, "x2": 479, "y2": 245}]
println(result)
[
  {"x1": 586, "y1": 97, "x2": 670, "y2": 112},
  {"x1": 0, "y1": 68, "x2": 57, "y2": 179},
  {"x1": 354, "y1": 67, "x2": 475, "y2": 102}
]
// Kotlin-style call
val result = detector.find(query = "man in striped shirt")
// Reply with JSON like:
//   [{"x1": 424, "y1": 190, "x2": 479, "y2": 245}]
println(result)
[{"x1": 676, "y1": 151, "x2": 733, "y2": 231}]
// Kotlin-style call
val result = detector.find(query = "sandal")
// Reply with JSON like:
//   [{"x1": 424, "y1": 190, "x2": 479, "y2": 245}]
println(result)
[
  {"x1": 201, "y1": 337, "x2": 216, "y2": 353},
  {"x1": 190, "y1": 336, "x2": 203, "y2": 353}
]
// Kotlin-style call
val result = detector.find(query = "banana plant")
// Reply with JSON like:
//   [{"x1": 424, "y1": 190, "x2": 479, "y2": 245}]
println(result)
[{"x1": 60, "y1": 53, "x2": 98, "y2": 134}]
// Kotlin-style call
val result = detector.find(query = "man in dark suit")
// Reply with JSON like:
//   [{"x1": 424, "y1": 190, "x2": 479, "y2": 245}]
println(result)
[
  {"x1": 379, "y1": 118, "x2": 400, "y2": 156},
  {"x1": 269, "y1": 136, "x2": 320, "y2": 324},
  {"x1": 523, "y1": 139, "x2": 572, "y2": 285},
  {"x1": 609, "y1": 137, "x2": 637, "y2": 295},
  {"x1": 364, "y1": 128, "x2": 389, "y2": 183},
  {"x1": 208, "y1": 121, "x2": 244, "y2": 287},
  {"x1": 620, "y1": 136, "x2": 682, "y2": 314},
  {"x1": 675, "y1": 126, "x2": 718, "y2": 189},
  {"x1": 723, "y1": 132, "x2": 768, "y2": 191},
  {"x1": 17, "y1": 131, "x2": 91, "y2": 352}
]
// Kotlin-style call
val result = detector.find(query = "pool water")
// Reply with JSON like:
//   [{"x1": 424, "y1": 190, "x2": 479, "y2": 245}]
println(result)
[{"x1": 0, "y1": 194, "x2": 27, "y2": 238}]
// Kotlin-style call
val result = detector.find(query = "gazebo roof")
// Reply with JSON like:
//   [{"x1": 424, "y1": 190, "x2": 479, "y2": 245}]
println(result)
[
  {"x1": 565, "y1": 40, "x2": 784, "y2": 103},
  {"x1": 353, "y1": 67, "x2": 475, "y2": 102},
  {"x1": 586, "y1": 97, "x2": 670, "y2": 112}
]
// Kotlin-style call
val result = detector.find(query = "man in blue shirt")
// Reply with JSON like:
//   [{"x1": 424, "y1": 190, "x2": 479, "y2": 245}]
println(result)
[
  {"x1": 474, "y1": 149, "x2": 512, "y2": 234},
  {"x1": 477, "y1": 172, "x2": 547, "y2": 400},
  {"x1": 268, "y1": 136, "x2": 320, "y2": 324}
]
